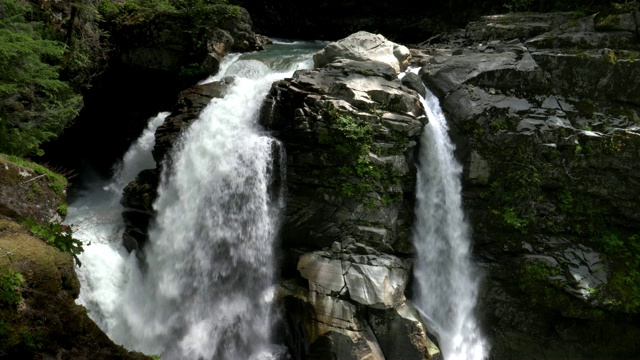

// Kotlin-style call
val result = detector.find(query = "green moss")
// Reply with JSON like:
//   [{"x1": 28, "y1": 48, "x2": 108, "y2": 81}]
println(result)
[
  {"x1": 597, "y1": 233, "x2": 640, "y2": 313},
  {"x1": 316, "y1": 110, "x2": 376, "y2": 198},
  {"x1": 603, "y1": 49, "x2": 618, "y2": 64},
  {"x1": 0, "y1": 154, "x2": 67, "y2": 195}
]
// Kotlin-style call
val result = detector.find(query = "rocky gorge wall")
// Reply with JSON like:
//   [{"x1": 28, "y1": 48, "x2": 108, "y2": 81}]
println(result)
[
  {"x1": 415, "y1": 6, "x2": 640, "y2": 359},
  {"x1": 42, "y1": 2, "x2": 269, "y2": 177}
]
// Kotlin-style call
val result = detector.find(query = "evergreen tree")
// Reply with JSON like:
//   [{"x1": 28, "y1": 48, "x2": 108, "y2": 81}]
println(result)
[{"x1": 0, "y1": 0, "x2": 81, "y2": 156}]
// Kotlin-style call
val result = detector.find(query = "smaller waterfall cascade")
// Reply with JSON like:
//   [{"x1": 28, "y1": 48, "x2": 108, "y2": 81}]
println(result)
[
  {"x1": 70, "y1": 42, "x2": 323, "y2": 360},
  {"x1": 71, "y1": 111, "x2": 169, "y2": 330},
  {"x1": 412, "y1": 88, "x2": 488, "y2": 360}
]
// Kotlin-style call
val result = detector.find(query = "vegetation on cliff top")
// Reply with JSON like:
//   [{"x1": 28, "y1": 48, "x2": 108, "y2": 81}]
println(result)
[
  {"x1": 0, "y1": 0, "x2": 243, "y2": 158},
  {"x1": 0, "y1": 0, "x2": 81, "y2": 157}
]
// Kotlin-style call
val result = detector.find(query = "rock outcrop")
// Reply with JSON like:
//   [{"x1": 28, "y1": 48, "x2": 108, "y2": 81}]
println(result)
[
  {"x1": 414, "y1": 9, "x2": 640, "y2": 359},
  {"x1": 0, "y1": 156, "x2": 66, "y2": 224},
  {"x1": 0, "y1": 155, "x2": 149, "y2": 359},
  {"x1": 43, "y1": 4, "x2": 269, "y2": 177},
  {"x1": 0, "y1": 216, "x2": 151, "y2": 359},
  {"x1": 263, "y1": 31, "x2": 440, "y2": 360},
  {"x1": 114, "y1": 7, "x2": 269, "y2": 79}
]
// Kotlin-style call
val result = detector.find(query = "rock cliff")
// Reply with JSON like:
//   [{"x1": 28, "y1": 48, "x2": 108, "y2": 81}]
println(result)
[
  {"x1": 415, "y1": 8, "x2": 640, "y2": 359},
  {"x1": 262, "y1": 31, "x2": 441, "y2": 360}
]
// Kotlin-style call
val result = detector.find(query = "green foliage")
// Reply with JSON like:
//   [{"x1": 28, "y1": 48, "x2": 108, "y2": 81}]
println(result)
[
  {"x1": 0, "y1": 0, "x2": 82, "y2": 156},
  {"x1": 557, "y1": 188, "x2": 574, "y2": 213},
  {"x1": 0, "y1": 269, "x2": 24, "y2": 307},
  {"x1": 599, "y1": 233, "x2": 625, "y2": 254},
  {"x1": 483, "y1": 143, "x2": 546, "y2": 233},
  {"x1": 315, "y1": 110, "x2": 406, "y2": 203},
  {"x1": 57, "y1": 204, "x2": 68, "y2": 217},
  {"x1": 22, "y1": 219, "x2": 83, "y2": 267},
  {"x1": 96, "y1": 0, "x2": 237, "y2": 20},
  {"x1": 20, "y1": 327, "x2": 43, "y2": 350},
  {"x1": 494, "y1": 208, "x2": 529, "y2": 233},
  {"x1": 598, "y1": 233, "x2": 640, "y2": 313}
]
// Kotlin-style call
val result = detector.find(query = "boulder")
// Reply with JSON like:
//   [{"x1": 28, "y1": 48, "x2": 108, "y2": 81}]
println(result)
[
  {"x1": 313, "y1": 31, "x2": 411, "y2": 73},
  {"x1": 297, "y1": 249, "x2": 409, "y2": 309}
]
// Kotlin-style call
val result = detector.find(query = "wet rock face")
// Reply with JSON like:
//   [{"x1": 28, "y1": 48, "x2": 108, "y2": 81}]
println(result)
[
  {"x1": 265, "y1": 31, "x2": 440, "y2": 359},
  {"x1": 417, "y1": 11, "x2": 640, "y2": 359}
]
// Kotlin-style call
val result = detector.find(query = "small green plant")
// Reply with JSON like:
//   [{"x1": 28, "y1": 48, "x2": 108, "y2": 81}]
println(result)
[
  {"x1": 20, "y1": 327, "x2": 43, "y2": 350},
  {"x1": 558, "y1": 188, "x2": 574, "y2": 213},
  {"x1": 603, "y1": 49, "x2": 617, "y2": 64},
  {"x1": 57, "y1": 204, "x2": 68, "y2": 217},
  {"x1": 494, "y1": 208, "x2": 529, "y2": 234},
  {"x1": 0, "y1": 269, "x2": 24, "y2": 306},
  {"x1": 22, "y1": 219, "x2": 83, "y2": 266},
  {"x1": 599, "y1": 233, "x2": 625, "y2": 254}
]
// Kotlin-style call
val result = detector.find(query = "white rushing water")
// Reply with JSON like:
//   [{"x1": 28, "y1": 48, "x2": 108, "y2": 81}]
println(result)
[
  {"x1": 70, "y1": 42, "x2": 321, "y2": 360},
  {"x1": 412, "y1": 88, "x2": 488, "y2": 360}
]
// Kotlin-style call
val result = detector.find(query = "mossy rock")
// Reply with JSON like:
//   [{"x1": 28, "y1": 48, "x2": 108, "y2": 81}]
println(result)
[
  {"x1": 0, "y1": 217, "x2": 150, "y2": 359},
  {"x1": 0, "y1": 155, "x2": 67, "y2": 224}
]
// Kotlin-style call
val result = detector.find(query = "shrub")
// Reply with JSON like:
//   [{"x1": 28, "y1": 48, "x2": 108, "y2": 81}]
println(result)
[
  {"x1": 22, "y1": 219, "x2": 83, "y2": 267},
  {"x1": 0, "y1": 269, "x2": 24, "y2": 307}
]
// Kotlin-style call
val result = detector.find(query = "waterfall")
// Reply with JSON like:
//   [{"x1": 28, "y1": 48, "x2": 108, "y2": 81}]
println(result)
[
  {"x1": 412, "y1": 88, "x2": 488, "y2": 360},
  {"x1": 70, "y1": 42, "x2": 321, "y2": 360},
  {"x1": 71, "y1": 111, "x2": 168, "y2": 331}
]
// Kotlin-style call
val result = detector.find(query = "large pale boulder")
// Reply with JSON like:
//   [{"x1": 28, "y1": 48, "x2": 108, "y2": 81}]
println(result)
[
  {"x1": 297, "y1": 249, "x2": 409, "y2": 309},
  {"x1": 313, "y1": 31, "x2": 411, "y2": 73}
]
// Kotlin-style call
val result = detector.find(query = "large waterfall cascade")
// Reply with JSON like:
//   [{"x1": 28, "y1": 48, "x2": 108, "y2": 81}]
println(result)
[
  {"x1": 69, "y1": 40, "x2": 322, "y2": 360},
  {"x1": 412, "y1": 85, "x2": 488, "y2": 359}
]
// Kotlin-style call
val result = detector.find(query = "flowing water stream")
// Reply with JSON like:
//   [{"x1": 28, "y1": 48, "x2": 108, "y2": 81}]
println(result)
[
  {"x1": 412, "y1": 87, "x2": 488, "y2": 360},
  {"x1": 68, "y1": 41, "x2": 322, "y2": 360}
]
